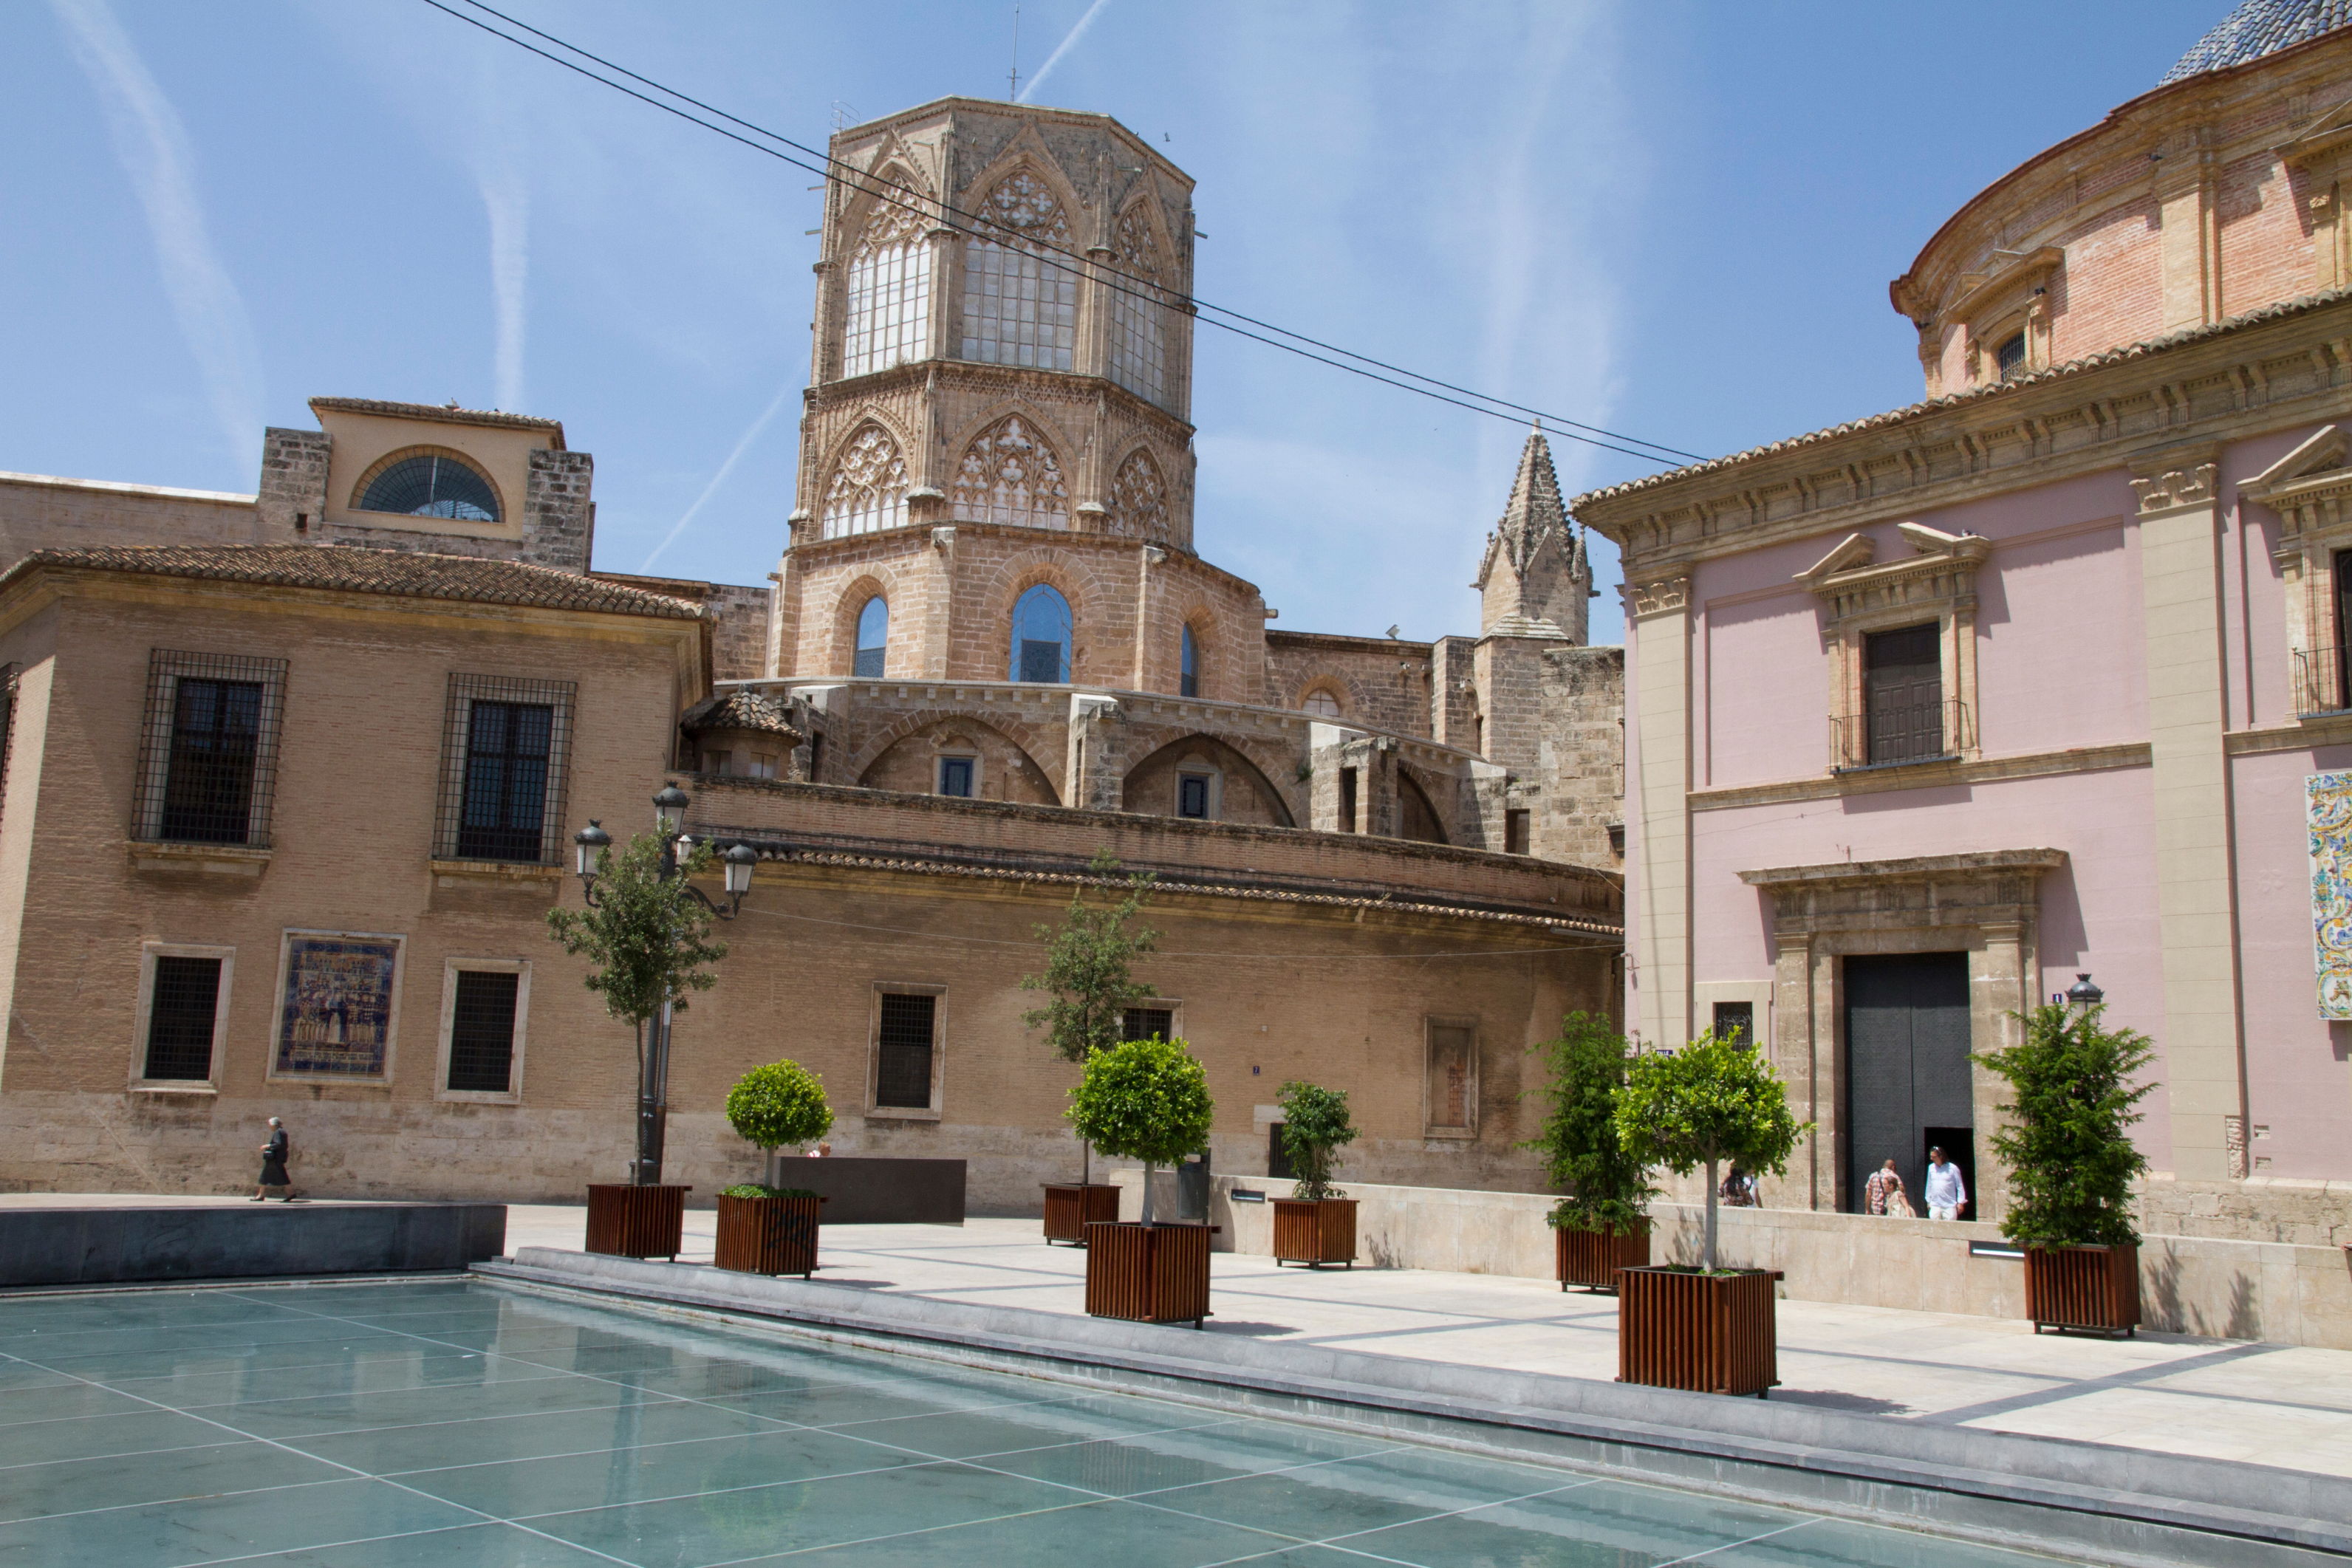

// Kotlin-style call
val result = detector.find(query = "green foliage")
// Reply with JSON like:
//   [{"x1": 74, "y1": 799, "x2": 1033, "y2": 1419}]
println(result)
[
  {"x1": 719, "y1": 1184, "x2": 819, "y2": 1200},
  {"x1": 1020, "y1": 852, "x2": 1160, "y2": 1064},
  {"x1": 724, "y1": 1060, "x2": 834, "y2": 1152},
  {"x1": 545, "y1": 830, "x2": 729, "y2": 1029},
  {"x1": 1974, "y1": 1004, "x2": 2153, "y2": 1248},
  {"x1": 1276, "y1": 1081, "x2": 1358, "y2": 1202},
  {"x1": 1616, "y1": 1031, "x2": 1808, "y2": 1270},
  {"x1": 1067, "y1": 1036, "x2": 1214, "y2": 1168},
  {"x1": 1522, "y1": 1013, "x2": 1658, "y2": 1236}
]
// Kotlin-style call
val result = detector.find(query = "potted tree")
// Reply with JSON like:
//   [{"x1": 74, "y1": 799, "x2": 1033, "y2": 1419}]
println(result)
[
  {"x1": 1975, "y1": 986, "x2": 2153, "y2": 1338},
  {"x1": 548, "y1": 826, "x2": 731, "y2": 1261},
  {"x1": 1269, "y1": 1080, "x2": 1359, "y2": 1268},
  {"x1": 1526, "y1": 1013, "x2": 1658, "y2": 1292},
  {"x1": 1022, "y1": 852, "x2": 1159, "y2": 1245},
  {"x1": 714, "y1": 1060, "x2": 833, "y2": 1278},
  {"x1": 1068, "y1": 1035, "x2": 1217, "y2": 1326},
  {"x1": 1613, "y1": 1031, "x2": 1805, "y2": 1396}
]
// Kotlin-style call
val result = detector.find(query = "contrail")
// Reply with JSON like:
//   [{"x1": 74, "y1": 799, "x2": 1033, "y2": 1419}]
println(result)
[
  {"x1": 639, "y1": 380, "x2": 797, "y2": 572},
  {"x1": 1017, "y1": 0, "x2": 1113, "y2": 103},
  {"x1": 479, "y1": 164, "x2": 528, "y2": 411},
  {"x1": 49, "y1": 0, "x2": 263, "y2": 477}
]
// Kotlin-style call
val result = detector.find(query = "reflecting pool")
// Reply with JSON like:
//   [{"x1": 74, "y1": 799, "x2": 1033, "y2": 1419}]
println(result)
[{"x1": 0, "y1": 1279, "x2": 2076, "y2": 1565}]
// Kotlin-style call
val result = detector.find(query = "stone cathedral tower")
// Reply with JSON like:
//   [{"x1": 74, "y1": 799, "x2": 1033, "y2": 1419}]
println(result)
[{"x1": 1474, "y1": 424, "x2": 1591, "y2": 643}]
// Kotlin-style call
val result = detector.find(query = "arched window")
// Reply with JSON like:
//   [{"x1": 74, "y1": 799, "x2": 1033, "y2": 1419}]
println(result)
[
  {"x1": 1009, "y1": 583, "x2": 1072, "y2": 683},
  {"x1": 821, "y1": 425, "x2": 909, "y2": 538},
  {"x1": 1110, "y1": 203, "x2": 1168, "y2": 406},
  {"x1": 1302, "y1": 688, "x2": 1342, "y2": 717},
  {"x1": 1995, "y1": 330, "x2": 2027, "y2": 380},
  {"x1": 1106, "y1": 448, "x2": 1168, "y2": 540},
  {"x1": 844, "y1": 195, "x2": 931, "y2": 377},
  {"x1": 854, "y1": 595, "x2": 889, "y2": 678},
  {"x1": 1180, "y1": 624, "x2": 1200, "y2": 698},
  {"x1": 952, "y1": 416, "x2": 1069, "y2": 529},
  {"x1": 358, "y1": 453, "x2": 499, "y2": 521},
  {"x1": 960, "y1": 171, "x2": 1077, "y2": 372}
]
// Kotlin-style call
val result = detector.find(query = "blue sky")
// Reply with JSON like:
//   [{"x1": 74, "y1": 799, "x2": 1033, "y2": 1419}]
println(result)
[{"x1": 4, "y1": 1, "x2": 2232, "y2": 646}]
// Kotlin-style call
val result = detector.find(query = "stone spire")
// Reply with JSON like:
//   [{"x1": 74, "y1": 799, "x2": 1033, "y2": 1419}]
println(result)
[{"x1": 1475, "y1": 422, "x2": 1590, "y2": 641}]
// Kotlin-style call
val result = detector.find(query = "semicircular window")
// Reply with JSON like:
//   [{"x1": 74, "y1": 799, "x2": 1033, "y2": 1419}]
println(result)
[{"x1": 358, "y1": 454, "x2": 501, "y2": 522}]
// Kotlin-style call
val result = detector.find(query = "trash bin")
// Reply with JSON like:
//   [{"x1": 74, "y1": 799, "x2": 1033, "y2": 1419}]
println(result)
[{"x1": 1177, "y1": 1152, "x2": 1211, "y2": 1222}]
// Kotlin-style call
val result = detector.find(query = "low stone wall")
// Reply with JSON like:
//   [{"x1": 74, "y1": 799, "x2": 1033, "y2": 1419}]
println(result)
[
  {"x1": 0, "y1": 1201, "x2": 507, "y2": 1286},
  {"x1": 1113, "y1": 1172, "x2": 2352, "y2": 1350}
]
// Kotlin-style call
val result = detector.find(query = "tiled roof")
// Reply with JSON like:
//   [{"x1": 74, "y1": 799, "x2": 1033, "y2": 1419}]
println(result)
[
  {"x1": 307, "y1": 397, "x2": 564, "y2": 444},
  {"x1": 2160, "y1": 0, "x2": 2352, "y2": 85},
  {"x1": 1570, "y1": 286, "x2": 2352, "y2": 510},
  {"x1": 5, "y1": 544, "x2": 705, "y2": 619},
  {"x1": 680, "y1": 690, "x2": 801, "y2": 736}
]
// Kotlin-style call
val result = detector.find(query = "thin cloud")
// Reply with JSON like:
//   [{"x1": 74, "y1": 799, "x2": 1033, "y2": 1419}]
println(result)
[
  {"x1": 48, "y1": 0, "x2": 263, "y2": 477},
  {"x1": 640, "y1": 380, "x2": 797, "y2": 572},
  {"x1": 480, "y1": 163, "x2": 529, "y2": 412},
  {"x1": 1019, "y1": 0, "x2": 1114, "y2": 103}
]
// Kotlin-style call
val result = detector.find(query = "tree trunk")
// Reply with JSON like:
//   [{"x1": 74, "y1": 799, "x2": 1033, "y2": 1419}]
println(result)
[
  {"x1": 1703, "y1": 1157, "x2": 1719, "y2": 1272},
  {"x1": 1141, "y1": 1161, "x2": 1156, "y2": 1224},
  {"x1": 765, "y1": 1147, "x2": 781, "y2": 1191},
  {"x1": 1081, "y1": 1137, "x2": 1092, "y2": 1187}
]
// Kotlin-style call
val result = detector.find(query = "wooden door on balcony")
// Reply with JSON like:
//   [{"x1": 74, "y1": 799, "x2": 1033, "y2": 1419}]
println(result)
[
  {"x1": 1862, "y1": 623, "x2": 1943, "y2": 764},
  {"x1": 1842, "y1": 952, "x2": 1972, "y2": 1214}
]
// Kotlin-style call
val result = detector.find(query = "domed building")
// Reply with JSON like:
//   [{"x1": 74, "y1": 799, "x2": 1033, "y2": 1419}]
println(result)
[{"x1": 1580, "y1": 0, "x2": 2352, "y2": 1336}]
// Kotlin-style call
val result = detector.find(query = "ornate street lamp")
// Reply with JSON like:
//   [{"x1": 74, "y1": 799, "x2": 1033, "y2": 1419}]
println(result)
[
  {"x1": 2065, "y1": 973, "x2": 2105, "y2": 1013},
  {"x1": 571, "y1": 783, "x2": 765, "y2": 1185}
]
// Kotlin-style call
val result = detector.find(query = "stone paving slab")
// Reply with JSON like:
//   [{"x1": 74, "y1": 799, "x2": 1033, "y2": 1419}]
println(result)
[{"x1": 492, "y1": 1206, "x2": 2352, "y2": 1482}]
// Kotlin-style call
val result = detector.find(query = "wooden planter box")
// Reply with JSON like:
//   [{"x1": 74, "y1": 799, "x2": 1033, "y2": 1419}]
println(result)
[
  {"x1": 713, "y1": 1192, "x2": 824, "y2": 1278},
  {"x1": 1041, "y1": 1183, "x2": 1122, "y2": 1245},
  {"x1": 1554, "y1": 1222, "x2": 1650, "y2": 1292},
  {"x1": 1083, "y1": 1220, "x2": 1216, "y2": 1326},
  {"x1": 1617, "y1": 1265, "x2": 1778, "y2": 1397},
  {"x1": 1271, "y1": 1197, "x2": 1357, "y2": 1267},
  {"x1": 584, "y1": 1184, "x2": 689, "y2": 1260},
  {"x1": 2025, "y1": 1243, "x2": 2141, "y2": 1338}
]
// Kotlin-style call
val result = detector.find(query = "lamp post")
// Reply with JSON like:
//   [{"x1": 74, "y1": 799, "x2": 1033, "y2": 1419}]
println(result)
[
  {"x1": 2065, "y1": 973, "x2": 2104, "y2": 1014},
  {"x1": 573, "y1": 784, "x2": 761, "y2": 1186}
]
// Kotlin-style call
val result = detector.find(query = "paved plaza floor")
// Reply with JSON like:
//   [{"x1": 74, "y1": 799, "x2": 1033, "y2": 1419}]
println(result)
[{"x1": 499, "y1": 1207, "x2": 2352, "y2": 1482}]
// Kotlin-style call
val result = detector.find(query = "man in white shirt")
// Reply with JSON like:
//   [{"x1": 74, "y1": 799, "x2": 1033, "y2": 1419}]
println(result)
[{"x1": 1924, "y1": 1146, "x2": 1967, "y2": 1220}]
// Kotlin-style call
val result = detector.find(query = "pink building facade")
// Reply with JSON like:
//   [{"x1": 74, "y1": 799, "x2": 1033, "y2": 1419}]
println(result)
[{"x1": 1579, "y1": 5, "x2": 2352, "y2": 1246}]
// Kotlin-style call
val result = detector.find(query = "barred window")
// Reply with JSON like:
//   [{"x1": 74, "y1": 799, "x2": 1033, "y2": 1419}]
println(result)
[
  {"x1": 435, "y1": 674, "x2": 575, "y2": 864},
  {"x1": 873, "y1": 990, "x2": 939, "y2": 1110},
  {"x1": 134, "y1": 651, "x2": 287, "y2": 847},
  {"x1": 1121, "y1": 1007, "x2": 1174, "y2": 1041},
  {"x1": 143, "y1": 954, "x2": 223, "y2": 1082},
  {"x1": 445, "y1": 969, "x2": 521, "y2": 1095},
  {"x1": 844, "y1": 199, "x2": 932, "y2": 377}
]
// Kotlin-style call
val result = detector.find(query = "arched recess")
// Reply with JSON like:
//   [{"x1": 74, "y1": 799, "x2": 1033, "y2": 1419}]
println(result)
[
  {"x1": 992, "y1": 559, "x2": 1085, "y2": 681},
  {"x1": 829, "y1": 572, "x2": 891, "y2": 677},
  {"x1": 951, "y1": 412, "x2": 1071, "y2": 529},
  {"x1": 1121, "y1": 733, "x2": 1295, "y2": 828},
  {"x1": 819, "y1": 420, "x2": 914, "y2": 538},
  {"x1": 1105, "y1": 445, "x2": 1171, "y2": 540},
  {"x1": 855, "y1": 714, "x2": 1062, "y2": 805},
  {"x1": 1398, "y1": 767, "x2": 1449, "y2": 846},
  {"x1": 1297, "y1": 677, "x2": 1352, "y2": 717}
]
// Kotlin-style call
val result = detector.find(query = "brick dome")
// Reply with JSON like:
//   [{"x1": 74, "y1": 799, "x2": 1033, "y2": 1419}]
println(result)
[{"x1": 2161, "y1": 0, "x2": 2352, "y2": 85}]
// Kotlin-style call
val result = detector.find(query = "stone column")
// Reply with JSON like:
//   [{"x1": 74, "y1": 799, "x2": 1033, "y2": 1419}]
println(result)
[
  {"x1": 1066, "y1": 693, "x2": 1127, "y2": 811},
  {"x1": 2131, "y1": 450, "x2": 2246, "y2": 1184},
  {"x1": 1132, "y1": 545, "x2": 1164, "y2": 691},
  {"x1": 1629, "y1": 572, "x2": 1693, "y2": 1050}
]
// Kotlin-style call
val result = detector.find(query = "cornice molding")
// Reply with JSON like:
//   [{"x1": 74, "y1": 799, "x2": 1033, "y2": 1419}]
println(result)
[{"x1": 1688, "y1": 739, "x2": 2150, "y2": 813}]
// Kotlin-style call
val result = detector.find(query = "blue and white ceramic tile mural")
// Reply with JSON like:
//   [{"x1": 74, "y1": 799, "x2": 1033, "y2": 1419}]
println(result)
[{"x1": 2308, "y1": 771, "x2": 2352, "y2": 1018}]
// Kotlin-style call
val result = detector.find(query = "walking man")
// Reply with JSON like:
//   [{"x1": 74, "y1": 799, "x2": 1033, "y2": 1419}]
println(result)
[
  {"x1": 1923, "y1": 1146, "x2": 1966, "y2": 1220},
  {"x1": 252, "y1": 1117, "x2": 295, "y2": 1202},
  {"x1": 1864, "y1": 1158, "x2": 1908, "y2": 1216}
]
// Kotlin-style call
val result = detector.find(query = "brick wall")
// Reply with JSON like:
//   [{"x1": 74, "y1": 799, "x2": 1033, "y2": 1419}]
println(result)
[{"x1": 1262, "y1": 630, "x2": 1434, "y2": 736}]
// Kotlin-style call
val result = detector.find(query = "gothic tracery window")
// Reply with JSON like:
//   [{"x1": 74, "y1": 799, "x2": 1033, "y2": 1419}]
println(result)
[
  {"x1": 821, "y1": 425, "x2": 909, "y2": 539},
  {"x1": 1109, "y1": 202, "x2": 1169, "y2": 406},
  {"x1": 844, "y1": 192, "x2": 932, "y2": 378},
  {"x1": 960, "y1": 171, "x2": 1078, "y2": 372},
  {"x1": 1105, "y1": 448, "x2": 1169, "y2": 540},
  {"x1": 951, "y1": 416, "x2": 1069, "y2": 530}
]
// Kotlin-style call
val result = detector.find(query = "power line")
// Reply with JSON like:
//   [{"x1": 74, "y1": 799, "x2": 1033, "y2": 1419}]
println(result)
[{"x1": 417, "y1": 0, "x2": 1704, "y2": 469}]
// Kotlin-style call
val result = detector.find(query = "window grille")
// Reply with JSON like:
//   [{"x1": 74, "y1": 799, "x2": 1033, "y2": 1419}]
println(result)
[
  {"x1": 434, "y1": 674, "x2": 575, "y2": 864},
  {"x1": 843, "y1": 202, "x2": 933, "y2": 377},
  {"x1": 359, "y1": 453, "x2": 500, "y2": 521},
  {"x1": 445, "y1": 970, "x2": 520, "y2": 1094},
  {"x1": 875, "y1": 992, "x2": 937, "y2": 1108},
  {"x1": 1122, "y1": 1007, "x2": 1173, "y2": 1041},
  {"x1": 134, "y1": 651, "x2": 287, "y2": 847},
  {"x1": 960, "y1": 172, "x2": 1077, "y2": 371},
  {"x1": 938, "y1": 756, "x2": 975, "y2": 798},
  {"x1": 1712, "y1": 1001, "x2": 1755, "y2": 1049},
  {"x1": 143, "y1": 955, "x2": 222, "y2": 1081},
  {"x1": 1995, "y1": 332, "x2": 2026, "y2": 380}
]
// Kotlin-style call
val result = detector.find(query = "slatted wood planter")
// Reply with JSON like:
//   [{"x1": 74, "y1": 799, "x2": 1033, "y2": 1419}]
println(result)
[
  {"x1": 1041, "y1": 1183, "x2": 1122, "y2": 1245},
  {"x1": 584, "y1": 1184, "x2": 689, "y2": 1260},
  {"x1": 1554, "y1": 1222, "x2": 1650, "y2": 1292},
  {"x1": 713, "y1": 1193, "x2": 824, "y2": 1278},
  {"x1": 1083, "y1": 1221, "x2": 1215, "y2": 1326},
  {"x1": 1271, "y1": 1198, "x2": 1357, "y2": 1267},
  {"x1": 1617, "y1": 1265, "x2": 1778, "y2": 1397},
  {"x1": 2025, "y1": 1243, "x2": 2141, "y2": 1338}
]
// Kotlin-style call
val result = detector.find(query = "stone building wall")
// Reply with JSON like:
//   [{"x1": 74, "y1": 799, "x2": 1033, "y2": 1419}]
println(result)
[
  {"x1": 1535, "y1": 645, "x2": 1625, "y2": 866},
  {"x1": 1262, "y1": 630, "x2": 1434, "y2": 734},
  {"x1": 0, "y1": 473, "x2": 277, "y2": 572}
]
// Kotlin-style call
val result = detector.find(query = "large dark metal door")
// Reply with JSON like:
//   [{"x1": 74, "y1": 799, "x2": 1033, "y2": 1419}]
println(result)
[{"x1": 1843, "y1": 953, "x2": 1972, "y2": 1212}]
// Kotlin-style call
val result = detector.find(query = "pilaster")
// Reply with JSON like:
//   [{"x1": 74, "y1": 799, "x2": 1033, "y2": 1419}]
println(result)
[
  {"x1": 1629, "y1": 571, "x2": 1693, "y2": 1050},
  {"x1": 1066, "y1": 693, "x2": 1127, "y2": 811}
]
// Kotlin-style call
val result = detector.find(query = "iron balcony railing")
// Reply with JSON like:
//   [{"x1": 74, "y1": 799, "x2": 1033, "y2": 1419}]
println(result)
[
  {"x1": 2294, "y1": 646, "x2": 2352, "y2": 717},
  {"x1": 1830, "y1": 698, "x2": 1972, "y2": 772}
]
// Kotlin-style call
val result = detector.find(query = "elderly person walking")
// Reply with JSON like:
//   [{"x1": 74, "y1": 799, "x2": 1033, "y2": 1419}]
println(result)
[
  {"x1": 251, "y1": 1117, "x2": 295, "y2": 1202},
  {"x1": 1923, "y1": 1146, "x2": 1967, "y2": 1220}
]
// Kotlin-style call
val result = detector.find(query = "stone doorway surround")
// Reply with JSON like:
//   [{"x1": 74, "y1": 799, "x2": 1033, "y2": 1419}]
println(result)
[{"x1": 1737, "y1": 849, "x2": 2066, "y2": 1215}]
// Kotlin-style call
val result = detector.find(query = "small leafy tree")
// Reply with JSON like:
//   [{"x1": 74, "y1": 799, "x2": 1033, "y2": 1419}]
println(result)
[
  {"x1": 1276, "y1": 1081, "x2": 1358, "y2": 1202},
  {"x1": 1022, "y1": 850, "x2": 1158, "y2": 1181},
  {"x1": 1523, "y1": 1013, "x2": 1657, "y2": 1236},
  {"x1": 1974, "y1": 1003, "x2": 2153, "y2": 1249},
  {"x1": 1616, "y1": 1033, "x2": 1807, "y2": 1271},
  {"x1": 1067, "y1": 1036, "x2": 1213, "y2": 1225},
  {"x1": 725, "y1": 1060, "x2": 834, "y2": 1192}
]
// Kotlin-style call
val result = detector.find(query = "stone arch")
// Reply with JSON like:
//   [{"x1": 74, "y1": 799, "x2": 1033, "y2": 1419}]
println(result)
[
  {"x1": 1293, "y1": 669, "x2": 1361, "y2": 717},
  {"x1": 850, "y1": 711, "x2": 1062, "y2": 805},
  {"x1": 1121, "y1": 733, "x2": 1295, "y2": 828},
  {"x1": 1172, "y1": 597, "x2": 1218, "y2": 699},
  {"x1": 830, "y1": 572, "x2": 894, "y2": 677},
  {"x1": 959, "y1": 131, "x2": 1087, "y2": 249},
  {"x1": 817, "y1": 417, "x2": 917, "y2": 538},
  {"x1": 1398, "y1": 764, "x2": 1449, "y2": 846},
  {"x1": 1104, "y1": 444, "x2": 1172, "y2": 541}
]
